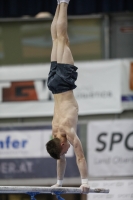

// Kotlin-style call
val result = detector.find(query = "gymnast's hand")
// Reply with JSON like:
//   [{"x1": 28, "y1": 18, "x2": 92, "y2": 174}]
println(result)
[
  {"x1": 51, "y1": 183, "x2": 62, "y2": 195},
  {"x1": 80, "y1": 184, "x2": 90, "y2": 194}
]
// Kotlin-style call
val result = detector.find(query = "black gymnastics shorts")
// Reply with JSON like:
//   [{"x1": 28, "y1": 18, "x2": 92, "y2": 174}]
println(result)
[{"x1": 47, "y1": 61, "x2": 78, "y2": 94}]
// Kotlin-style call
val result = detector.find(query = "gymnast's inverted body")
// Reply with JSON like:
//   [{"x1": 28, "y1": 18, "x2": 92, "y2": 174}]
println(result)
[{"x1": 46, "y1": 0, "x2": 90, "y2": 193}]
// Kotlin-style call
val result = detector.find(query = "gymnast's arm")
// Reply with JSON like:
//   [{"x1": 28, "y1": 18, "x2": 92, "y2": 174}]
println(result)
[
  {"x1": 57, "y1": 154, "x2": 66, "y2": 182},
  {"x1": 67, "y1": 131, "x2": 88, "y2": 178},
  {"x1": 51, "y1": 156, "x2": 66, "y2": 187},
  {"x1": 67, "y1": 128, "x2": 90, "y2": 193}
]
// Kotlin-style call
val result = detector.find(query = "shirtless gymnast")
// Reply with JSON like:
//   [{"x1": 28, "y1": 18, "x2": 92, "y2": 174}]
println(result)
[{"x1": 46, "y1": 0, "x2": 90, "y2": 193}]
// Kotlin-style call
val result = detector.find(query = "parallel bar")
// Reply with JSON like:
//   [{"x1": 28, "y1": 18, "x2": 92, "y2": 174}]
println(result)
[{"x1": 0, "y1": 186, "x2": 109, "y2": 194}]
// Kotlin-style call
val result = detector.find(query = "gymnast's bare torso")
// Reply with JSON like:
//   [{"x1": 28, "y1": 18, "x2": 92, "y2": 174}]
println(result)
[{"x1": 53, "y1": 91, "x2": 78, "y2": 134}]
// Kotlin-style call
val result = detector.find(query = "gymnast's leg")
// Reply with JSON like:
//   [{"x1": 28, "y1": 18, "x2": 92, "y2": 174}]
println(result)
[
  {"x1": 51, "y1": 5, "x2": 60, "y2": 62},
  {"x1": 47, "y1": 4, "x2": 60, "y2": 91},
  {"x1": 48, "y1": 0, "x2": 77, "y2": 94},
  {"x1": 56, "y1": 2, "x2": 74, "y2": 65}
]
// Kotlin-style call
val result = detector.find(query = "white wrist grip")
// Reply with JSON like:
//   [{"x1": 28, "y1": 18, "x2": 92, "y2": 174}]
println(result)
[
  {"x1": 57, "y1": 180, "x2": 63, "y2": 186},
  {"x1": 81, "y1": 179, "x2": 88, "y2": 184}
]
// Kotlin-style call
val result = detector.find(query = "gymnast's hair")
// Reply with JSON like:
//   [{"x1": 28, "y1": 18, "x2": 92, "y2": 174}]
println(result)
[{"x1": 46, "y1": 138, "x2": 62, "y2": 159}]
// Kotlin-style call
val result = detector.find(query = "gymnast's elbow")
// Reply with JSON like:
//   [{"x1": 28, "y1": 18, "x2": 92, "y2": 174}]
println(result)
[
  {"x1": 73, "y1": 139, "x2": 86, "y2": 163},
  {"x1": 76, "y1": 155, "x2": 86, "y2": 163}
]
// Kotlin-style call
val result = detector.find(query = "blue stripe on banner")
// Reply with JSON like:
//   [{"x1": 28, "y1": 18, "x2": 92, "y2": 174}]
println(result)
[{"x1": 122, "y1": 95, "x2": 133, "y2": 102}]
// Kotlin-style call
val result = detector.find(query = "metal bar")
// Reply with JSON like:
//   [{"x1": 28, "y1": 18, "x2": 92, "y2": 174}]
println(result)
[{"x1": 0, "y1": 186, "x2": 109, "y2": 194}]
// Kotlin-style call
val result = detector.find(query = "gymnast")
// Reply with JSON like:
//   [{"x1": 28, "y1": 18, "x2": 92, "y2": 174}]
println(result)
[{"x1": 46, "y1": 0, "x2": 90, "y2": 194}]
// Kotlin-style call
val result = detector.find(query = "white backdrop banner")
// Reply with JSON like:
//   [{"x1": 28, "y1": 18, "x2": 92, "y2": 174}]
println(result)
[
  {"x1": 88, "y1": 180, "x2": 133, "y2": 200},
  {"x1": 87, "y1": 119, "x2": 133, "y2": 177},
  {"x1": 0, "y1": 59, "x2": 122, "y2": 118}
]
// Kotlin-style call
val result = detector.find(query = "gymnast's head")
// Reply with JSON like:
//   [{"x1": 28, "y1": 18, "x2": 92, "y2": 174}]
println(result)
[{"x1": 46, "y1": 138, "x2": 70, "y2": 159}]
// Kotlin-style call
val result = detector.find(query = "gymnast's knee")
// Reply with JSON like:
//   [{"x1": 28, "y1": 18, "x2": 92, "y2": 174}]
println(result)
[{"x1": 57, "y1": 22, "x2": 69, "y2": 43}]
